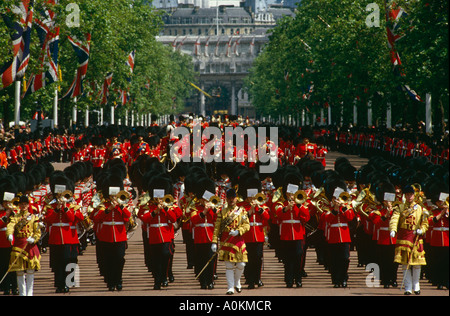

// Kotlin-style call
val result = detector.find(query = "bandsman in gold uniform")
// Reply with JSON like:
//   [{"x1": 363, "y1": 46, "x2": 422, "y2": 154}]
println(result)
[
  {"x1": 212, "y1": 189, "x2": 250, "y2": 295},
  {"x1": 6, "y1": 195, "x2": 41, "y2": 296},
  {"x1": 389, "y1": 185, "x2": 429, "y2": 295}
]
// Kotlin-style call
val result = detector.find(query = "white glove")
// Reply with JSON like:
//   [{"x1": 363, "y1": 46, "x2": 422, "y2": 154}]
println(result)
[
  {"x1": 229, "y1": 230, "x2": 239, "y2": 237},
  {"x1": 264, "y1": 236, "x2": 269, "y2": 243},
  {"x1": 211, "y1": 243, "x2": 217, "y2": 253},
  {"x1": 416, "y1": 229, "x2": 423, "y2": 235},
  {"x1": 390, "y1": 231, "x2": 396, "y2": 238},
  {"x1": 26, "y1": 237, "x2": 35, "y2": 244},
  {"x1": 7, "y1": 235, "x2": 13, "y2": 243}
]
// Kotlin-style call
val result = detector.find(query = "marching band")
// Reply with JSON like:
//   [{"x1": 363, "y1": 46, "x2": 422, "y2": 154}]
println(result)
[{"x1": 0, "y1": 115, "x2": 448, "y2": 296}]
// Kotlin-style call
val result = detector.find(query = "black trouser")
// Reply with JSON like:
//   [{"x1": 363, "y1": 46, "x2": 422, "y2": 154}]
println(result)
[
  {"x1": 101, "y1": 241, "x2": 126, "y2": 288},
  {"x1": 194, "y1": 243, "x2": 214, "y2": 287},
  {"x1": 149, "y1": 242, "x2": 171, "y2": 286},
  {"x1": 376, "y1": 244, "x2": 398, "y2": 285},
  {"x1": 0, "y1": 248, "x2": 17, "y2": 292},
  {"x1": 182, "y1": 230, "x2": 195, "y2": 268},
  {"x1": 49, "y1": 244, "x2": 78, "y2": 289},
  {"x1": 244, "y1": 242, "x2": 264, "y2": 286},
  {"x1": 327, "y1": 242, "x2": 350, "y2": 285},
  {"x1": 280, "y1": 240, "x2": 303, "y2": 285}
]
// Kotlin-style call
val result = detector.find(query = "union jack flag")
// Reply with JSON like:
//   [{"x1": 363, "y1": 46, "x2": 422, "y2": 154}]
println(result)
[
  {"x1": 385, "y1": 1, "x2": 422, "y2": 102},
  {"x1": 61, "y1": 33, "x2": 91, "y2": 100},
  {"x1": 0, "y1": 0, "x2": 34, "y2": 90},
  {"x1": 22, "y1": 0, "x2": 59, "y2": 98},
  {"x1": 127, "y1": 50, "x2": 136, "y2": 73},
  {"x1": 100, "y1": 72, "x2": 113, "y2": 105}
]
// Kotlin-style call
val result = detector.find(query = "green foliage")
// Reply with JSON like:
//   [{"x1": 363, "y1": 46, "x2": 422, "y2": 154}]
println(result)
[
  {"x1": 0, "y1": 0, "x2": 195, "y2": 124},
  {"x1": 245, "y1": 0, "x2": 448, "y2": 128}
]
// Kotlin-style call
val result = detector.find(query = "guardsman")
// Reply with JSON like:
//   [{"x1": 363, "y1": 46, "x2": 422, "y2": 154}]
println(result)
[
  {"x1": 0, "y1": 182, "x2": 19, "y2": 295},
  {"x1": 139, "y1": 175, "x2": 178, "y2": 290},
  {"x1": 6, "y1": 194, "x2": 41, "y2": 296},
  {"x1": 427, "y1": 187, "x2": 449, "y2": 290},
  {"x1": 93, "y1": 174, "x2": 131, "y2": 291},
  {"x1": 190, "y1": 182, "x2": 218, "y2": 290},
  {"x1": 368, "y1": 183, "x2": 399, "y2": 288},
  {"x1": 389, "y1": 185, "x2": 429, "y2": 295},
  {"x1": 323, "y1": 180, "x2": 355, "y2": 288},
  {"x1": 43, "y1": 175, "x2": 79, "y2": 293},
  {"x1": 240, "y1": 178, "x2": 270, "y2": 289}
]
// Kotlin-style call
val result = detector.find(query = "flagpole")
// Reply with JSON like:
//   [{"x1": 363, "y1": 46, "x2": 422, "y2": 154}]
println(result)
[
  {"x1": 53, "y1": 87, "x2": 58, "y2": 128},
  {"x1": 14, "y1": 81, "x2": 21, "y2": 127},
  {"x1": 73, "y1": 97, "x2": 77, "y2": 128}
]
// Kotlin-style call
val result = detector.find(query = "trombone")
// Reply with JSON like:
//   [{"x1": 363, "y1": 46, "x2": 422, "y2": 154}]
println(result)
[
  {"x1": 162, "y1": 194, "x2": 175, "y2": 208},
  {"x1": 293, "y1": 190, "x2": 308, "y2": 205},
  {"x1": 209, "y1": 195, "x2": 222, "y2": 208},
  {"x1": 59, "y1": 190, "x2": 74, "y2": 203}
]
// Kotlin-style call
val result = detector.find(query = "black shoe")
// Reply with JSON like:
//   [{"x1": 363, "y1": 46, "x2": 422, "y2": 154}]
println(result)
[
  {"x1": 257, "y1": 280, "x2": 264, "y2": 287},
  {"x1": 414, "y1": 290, "x2": 420, "y2": 295},
  {"x1": 391, "y1": 281, "x2": 398, "y2": 288},
  {"x1": 201, "y1": 284, "x2": 207, "y2": 289},
  {"x1": 55, "y1": 288, "x2": 63, "y2": 293},
  {"x1": 3, "y1": 289, "x2": 11, "y2": 295},
  {"x1": 404, "y1": 291, "x2": 412, "y2": 295},
  {"x1": 342, "y1": 281, "x2": 347, "y2": 288},
  {"x1": 295, "y1": 281, "x2": 302, "y2": 288},
  {"x1": 235, "y1": 287, "x2": 242, "y2": 293},
  {"x1": 169, "y1": 275, "x2": 175, "y2": 283},
  {"x1": 116, "y1": 284, "x2": 123, "y2": 291},
  {"x1": 153, "y1": 284, "x2": 161, "y2": 290},
  {"x1": 334, "y1": 284, "x2": 340, "y2": 288},
  {"x1": 207, "y1": 283, "x2": 214, "y2": 290},
  {"x1": 286, "y1": 283, "x2": 293, "y2": 288},
  {"x1": 161, "y1": 280, "x2": 169, "y2": 287},
  {"x1": 108, "y1": 286, "x2": 115, "y2": 291},
  {"x1": 248, "y1": 283, "x2": 255, "y2": 290}
]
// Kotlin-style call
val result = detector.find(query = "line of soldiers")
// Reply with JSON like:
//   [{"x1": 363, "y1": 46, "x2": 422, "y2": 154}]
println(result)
[{"x1": 1, "y1": 118, "x2": 448, "y2": 295}]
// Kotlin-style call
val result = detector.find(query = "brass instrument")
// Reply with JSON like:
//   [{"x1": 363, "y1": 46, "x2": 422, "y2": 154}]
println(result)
[
  {"x1": 138, "y1": 192, "x2": 152, "y2": 206},
  {"x1": 254, "y1": 193, "x2": 268, "y2": 206},
  {"x1": 161, "y1": 194, "x2": 174, "y2": 207},
  {"x1": 272, "y1": 187, "x2": 284, "y2": 204},
  {"x1": 114, "y1": 190, "x2": 131, "y2": 205},
  {"x1": 209, "y1": 195, "x2": 222, "y2": 207},
  {"x1": 59, "y1": 190, "x2": 73, "y2": 203},
  {"x1": 293, "y1": 190, "x2": 307, "y2": 205},
  {"x1": 310, "y1": 187, "x2": 330, "y2": 214},
  {"x1": 338, "y1": 191, "x2": 351, "y2": 204}
]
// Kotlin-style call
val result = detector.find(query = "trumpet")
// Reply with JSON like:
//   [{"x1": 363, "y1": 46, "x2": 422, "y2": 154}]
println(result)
[
  {"x1": 254, "y1": 193, "x2": 268, "y2": 206},
  {"x1": 293, "y1": 190, "x2": 307, "y2": 205}
]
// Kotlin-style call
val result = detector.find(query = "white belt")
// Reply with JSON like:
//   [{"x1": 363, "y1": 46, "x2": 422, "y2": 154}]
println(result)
[
  {"x1": 282, "y1": 220, "x2": 301, "y2": 224},
  {"x1": 0, "y1": 227, "x2": 6, "y2": 232},
  {"x1": 250, "y1": 222, "x2": 263, "y2": 226},
  {"x1": 433, "y1": 227, "x2": 449, "y2": 232},
  {"x1": 70, "y1": 226, "x2": 76, "y2": 229},
  {"x1": 149, "y1": 223, "x2": 168, "y2": 228},
  {"x1": 195, "y1": 223, "x2": 214, "y2": 228},
  {"x1": 330, "y1": 223, "x2": 348, "y2": 228},
  {"x1": 379, "y1": 227, "x2": 390, "y2": 231},
  {"x1": 103, "y1": 221, "x2": 124, "y2": 226},
  {"x1": 52, "y1": 223, "x2": 70, "y2": 227}
]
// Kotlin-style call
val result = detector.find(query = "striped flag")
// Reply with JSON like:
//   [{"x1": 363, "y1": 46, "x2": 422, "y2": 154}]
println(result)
[
  {"x1": 100, "y1": 72, "x2": 113, "y2": 105},
  {"x1": 0, "y1": 0, "x2": 34, "y2": 90},
  {"x1": 61, "y1": 33, "x2": 91, "y2": 100},
  {"x1": 126, "y1": 50, "x2": 136, "y2": 73},
  {"x1": 385, "y1": 1, "x2": 422, "y2": 102},
  {"x1": 22, "y1": 0, "x2": 59, "y2": 98}
]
